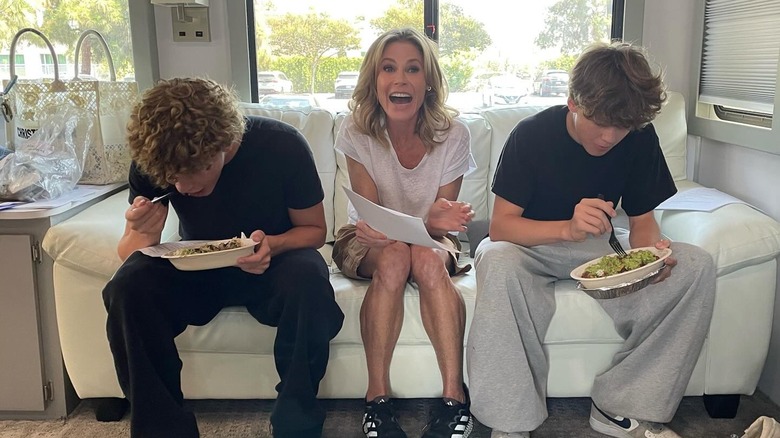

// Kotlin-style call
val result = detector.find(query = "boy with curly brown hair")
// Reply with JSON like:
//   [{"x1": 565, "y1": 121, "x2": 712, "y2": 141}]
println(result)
[{"x1": 102, "y1": 77, "x2": 344, "y2": 438}]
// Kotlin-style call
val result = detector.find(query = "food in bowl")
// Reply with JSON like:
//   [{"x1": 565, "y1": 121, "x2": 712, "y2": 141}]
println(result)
[
  {"x1": 570, "y1": 247, "x2": 672, "y2": 290},
  {"x1": 161, "y1": 236, "x2": 256, "y2": 271},
  {"x1": 167, "y1": 238, "x2": 243, "y2": 257},
  {"x1": 581, "y1": 250, "x2": 659, "y2": 278}
]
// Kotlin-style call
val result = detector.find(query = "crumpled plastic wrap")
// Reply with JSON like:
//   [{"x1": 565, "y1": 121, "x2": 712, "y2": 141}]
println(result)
[{"x1": 0, "y1": 103, "x2": 94, "y2": 201}]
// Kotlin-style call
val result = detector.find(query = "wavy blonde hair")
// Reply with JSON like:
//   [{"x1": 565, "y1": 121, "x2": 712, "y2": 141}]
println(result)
[
  {"x1": 348, "y1": 27, "x2": 458, "y2": 149},
  {"x1": 568, "y1": 42, "x2": 666, "y2": 130},
  {"x1": 127, "y1": 77, "x2": 246, "y2": 187}
]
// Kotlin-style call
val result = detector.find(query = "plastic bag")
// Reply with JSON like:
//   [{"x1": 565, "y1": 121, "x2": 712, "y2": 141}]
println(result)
[
  {"x1": 741, "y1": 416, "x2": 780, "y2": 438},
  {"x1": 0, "y1": 103, "x2": 94, "y2": 201}
]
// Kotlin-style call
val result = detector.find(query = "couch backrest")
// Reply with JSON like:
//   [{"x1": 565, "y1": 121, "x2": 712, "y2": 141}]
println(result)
[{"x1": 240, "y1": 91, "x2": 687, "y2": 243}]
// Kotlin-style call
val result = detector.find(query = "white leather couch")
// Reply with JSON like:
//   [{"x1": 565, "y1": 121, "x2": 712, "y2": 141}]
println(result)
[{"x1": 42, "y1": 92, "x2": 780, "y2": 417}]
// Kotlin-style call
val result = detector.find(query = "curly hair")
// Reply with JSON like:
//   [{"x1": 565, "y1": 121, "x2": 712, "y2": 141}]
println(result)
[
  {"x1": 126, "y1": 77, "x2": 246, "y2": 187},
  {"x1": 348, "y1": 27, "x2": 458, "y2": 149},
  {"x1": 568, "y1": 42, "x2": 666, "y2": 130}
]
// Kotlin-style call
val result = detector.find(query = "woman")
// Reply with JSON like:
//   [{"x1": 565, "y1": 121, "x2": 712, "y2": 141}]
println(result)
[{"x1": 332, "y1": 28, "x2": 476, "y2": 438}]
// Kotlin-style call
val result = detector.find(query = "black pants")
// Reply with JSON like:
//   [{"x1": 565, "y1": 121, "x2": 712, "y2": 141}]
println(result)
[{"x1": 102, "y1": 248, "x2": 344, "y2": 438}]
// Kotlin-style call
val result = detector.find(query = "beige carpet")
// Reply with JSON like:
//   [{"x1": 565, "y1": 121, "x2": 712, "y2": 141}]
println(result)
[{"x1": 1, "y1": 393, "x2": 779, "y2": 437}]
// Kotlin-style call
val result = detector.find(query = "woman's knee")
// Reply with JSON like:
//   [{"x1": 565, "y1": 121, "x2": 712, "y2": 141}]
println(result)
[
  {"x1": 409, "y1": 246, "x2": 449, "y2": 289},
  {"x1": 371, "y1": 242, "x2": 412, "y2": 285}
]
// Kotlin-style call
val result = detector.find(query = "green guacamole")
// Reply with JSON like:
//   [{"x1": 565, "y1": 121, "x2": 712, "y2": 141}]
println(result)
[{"x1": 582, "y1": 250, "x2": 659, "y2": 278}]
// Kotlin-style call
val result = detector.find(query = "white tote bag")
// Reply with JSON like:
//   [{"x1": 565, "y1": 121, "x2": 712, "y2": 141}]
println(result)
[
  {"x1": 2, "y1": 28, "x2": 69, "y2": 149},
  {"x1": 3, "y1": 28, "x2": 137, "y2": 185},
  {"x1": 70, "y1": 29, "x2": 138, "y2": 184}
]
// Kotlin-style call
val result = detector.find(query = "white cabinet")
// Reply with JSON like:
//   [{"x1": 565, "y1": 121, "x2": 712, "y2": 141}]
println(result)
[
  {"x1": 0, "y1": 235, "x2": 46, "y2": 412},
  {"x1": 0, "y1": 183, "x2": 125, "y2": 419}
]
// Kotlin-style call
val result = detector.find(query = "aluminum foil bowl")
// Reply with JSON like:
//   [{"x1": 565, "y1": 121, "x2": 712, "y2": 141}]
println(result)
[{"x1": 576, "y1": 264, "x2": 667, "y2": 299}]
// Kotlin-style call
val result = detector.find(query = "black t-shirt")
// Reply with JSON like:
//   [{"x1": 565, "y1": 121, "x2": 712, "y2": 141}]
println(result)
[
  {"x1": 492, "y1": 105, "x2": 676, "y2": 221},
  {"x1": 128, "y1": 116, "x2": 324, "y2": 240}
]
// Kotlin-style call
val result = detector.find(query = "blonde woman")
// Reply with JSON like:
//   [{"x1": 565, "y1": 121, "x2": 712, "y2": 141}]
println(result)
[{"x1": 332, "y1": 28, "x2": 476, "y2": 438}]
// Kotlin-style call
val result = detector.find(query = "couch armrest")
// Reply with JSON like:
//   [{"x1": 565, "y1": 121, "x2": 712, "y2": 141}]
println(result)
[
  {"x1": 42, "y1": 189, "x2": 180, "y2": 279},
  {"x1": 656, "y1": 198, "x2": 780, "y2": 277}
]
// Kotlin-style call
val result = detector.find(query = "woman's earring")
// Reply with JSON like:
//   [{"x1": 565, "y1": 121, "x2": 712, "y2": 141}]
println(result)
[{"x1": 426, "y1": 85, "x2": 432, "y2": 92}]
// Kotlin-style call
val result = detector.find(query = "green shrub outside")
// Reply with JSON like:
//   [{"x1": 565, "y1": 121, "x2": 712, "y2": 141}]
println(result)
[
  {"x1": 259, "y1": 55, "x2": 472, "y2": 94},
  {"x1": 259, "y1": 56, "x2": 363, "y2": 93}
]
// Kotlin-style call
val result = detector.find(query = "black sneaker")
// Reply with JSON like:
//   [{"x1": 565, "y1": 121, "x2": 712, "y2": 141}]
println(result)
[
  {"x1": 421, "y1": 387, "x2": 474, "y2": 438},
  {"x1": 362, "y1": 397, "x2": 407, "y2": 438}
]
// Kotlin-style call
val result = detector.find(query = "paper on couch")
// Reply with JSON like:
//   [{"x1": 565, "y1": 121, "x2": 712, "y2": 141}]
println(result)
[
  {"x1": 344, "y1": 187, "x2": 459, "y2": 253},
  {"x1": 656, "y1": 187, "x2": 762, "y2": 213}
]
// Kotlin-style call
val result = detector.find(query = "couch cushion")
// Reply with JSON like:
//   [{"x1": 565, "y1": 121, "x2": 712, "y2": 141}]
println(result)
[
  {"x1": 659, "y1": 181, "x2": 780, "y2": 276},
  {"x1": 653, "y1": 91, "x2": 687, "y2": 182},
  {"x1": 457, "y1": 114, "x2": 492, "y2": 224},
  {"x1": 42, "y1": 190, "x2": 180, "y2": 278}
]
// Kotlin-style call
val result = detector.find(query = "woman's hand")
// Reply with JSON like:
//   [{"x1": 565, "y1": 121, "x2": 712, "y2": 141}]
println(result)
[
  {"x1": 650, "y1": 239, "x2": 676, "y2": 284},
  {"x1": 425, "y1": 198, "x2": 474, "y2": 237},
  {"x1": 355, "y1": 219, "x2": 395, "y2": 249},
  {"x1": 126, "y1": 196, "x2": 167, "y2": 236},
  {"x1": 237, "y1": 230, "x2": 272, "y2": 274}
]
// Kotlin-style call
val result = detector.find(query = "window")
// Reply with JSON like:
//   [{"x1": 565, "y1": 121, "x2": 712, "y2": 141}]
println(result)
[
  {"x1": 39, "y1": 54, "x2": 67, "y2": 77},
  {"x1": 250, "y1": 0, "x2": 619, "y2": 112},
  {"x1": 0, "y1": 1, "x2": 134, "y2": 82},
  {"x1": 0, "y1": 54, "x2": 26, "y2": 78},
  {"x1": 697, "y1": 0, "x2": 780, "y2": 127}
]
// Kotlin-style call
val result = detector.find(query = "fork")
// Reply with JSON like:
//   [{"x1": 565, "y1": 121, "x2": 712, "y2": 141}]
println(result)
[
  {"x1": 151, "y1": 192, "x2": 174, "y2": 204},
  {"x1": 598, "y1": 194, "x2": 627, "y2": 257}
]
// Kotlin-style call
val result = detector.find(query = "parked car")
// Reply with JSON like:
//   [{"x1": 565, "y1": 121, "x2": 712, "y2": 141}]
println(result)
[
  {"x1": 257, "y1": 71, "x2": 293, "y2": 94},
  {"x1": 334, "y1": 71, "x2": 359, "y2": 99},
  {"x1": 533, "y1": 69, "x2": 569, "y2": 97},
  {"x1": 257, "y1": 93, "x2": 318, "y2": 110},
  {"x1": 479, "y1": 74, "x2": 530, "y2": 106}
]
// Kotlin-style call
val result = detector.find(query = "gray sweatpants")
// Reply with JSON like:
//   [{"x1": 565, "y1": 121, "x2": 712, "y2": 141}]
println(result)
[{"x1": 465, "y1": 237, "x2": 716, "y2": 433}]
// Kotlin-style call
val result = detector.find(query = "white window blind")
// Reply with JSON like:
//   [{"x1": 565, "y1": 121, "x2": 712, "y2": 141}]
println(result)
[{"x1": 699, "y1": 0, "x2": 780, "y2": 114}]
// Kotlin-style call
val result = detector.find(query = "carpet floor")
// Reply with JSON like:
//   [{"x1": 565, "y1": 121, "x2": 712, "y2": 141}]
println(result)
[{"x1": 1, "y1": 392, "x2": 779, "y2": 437}]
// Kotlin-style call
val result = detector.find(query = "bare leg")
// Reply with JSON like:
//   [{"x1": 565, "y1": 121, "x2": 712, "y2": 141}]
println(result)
[
  {"x1": 411, "y1": 245, "x2": 466, "y2": 403},
  {"x1": 358, "y1": 242, "x2": 412, "y2": 401}
]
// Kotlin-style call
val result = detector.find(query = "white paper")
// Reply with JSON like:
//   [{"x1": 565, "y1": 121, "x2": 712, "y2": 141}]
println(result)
[
  {"x1": 0, "y1": 201, "x2": 26, "y2": 211},
  {"x1": 656, "y1": 187, "x2": 760, "y2": 212},
  {"x1": 139, "y1": 240, "x2": 210, "y2": 258},
  {"x1": 344, "y1": 187, "x2": 459, "y2": 252},
  {"x1": 9, "y1": 186, "x2": 98, "y2": 210}
]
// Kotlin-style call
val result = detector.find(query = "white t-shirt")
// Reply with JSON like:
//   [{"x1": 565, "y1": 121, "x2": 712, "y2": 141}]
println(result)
[{"x1": 336, "y1": 115, "x2": 476, "y2": 224}]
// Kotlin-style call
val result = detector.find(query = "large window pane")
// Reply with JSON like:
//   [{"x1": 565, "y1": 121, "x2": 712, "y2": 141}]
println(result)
[
  {"x1": 252, "y1": 0, "x2": 613, "y2": 113},
  {"x1": 253, "y1": 0, "x2": 423, "y2": 112},
  {"x1": 0, "y1": 0, "x2": 134, "y2": 82},
  {"x1": 441, "y1": 0, "x2": 613, "y2": 112}
]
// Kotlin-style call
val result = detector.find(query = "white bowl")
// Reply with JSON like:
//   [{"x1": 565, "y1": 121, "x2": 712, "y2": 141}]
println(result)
[
  {"x1": 161, "y1": 237, "x2": 257, "y2": 271},
  {"x1": 570, "y1": 246, "x2": 672, "y2": 290}
]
